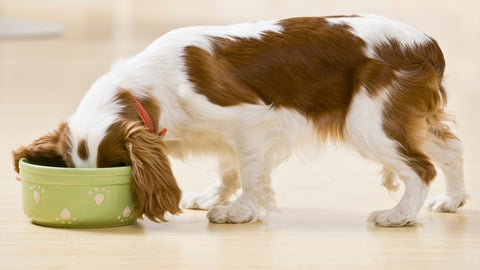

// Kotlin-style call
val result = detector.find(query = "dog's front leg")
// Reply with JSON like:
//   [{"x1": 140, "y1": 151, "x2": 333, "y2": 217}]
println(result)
[
  {"x1": 182, "y1": 157, "x2": 241, "y2": 210},
  {"x1": 207, "y1": 136, "x2": 275, "y2": 223}
]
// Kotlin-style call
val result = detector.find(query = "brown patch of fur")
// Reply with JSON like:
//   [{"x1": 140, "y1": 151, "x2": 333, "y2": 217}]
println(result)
[
  {"x1": 379, "y1": 39, "x2": 447, "y2": 184},
  {"x1": 116, "y1": 89, "x2": 161, "y2": 132},
  {"x1": 126, "y1": 122, "x2": 182, "y2": 222},
  {"x1": 183, "y1": 17, "x2": 390, "y2": 140},
  {"x1": 183, "y1": 16, "x2": 450, "y2": 184},
  {"x1": 98, "y1": 90, "x2": 179, "y2": 222},
  {"x1": 97, "y1": 88, "x2": 161, "y2": 168},
  {"x1": 77, "y1": 139, "x2": 89, "y2": 161},
  {"x1": 97, "y1": 121, "x2": 130, "y2": 168},
  {"x1": 98, "y1": 119, "x2": 181, "y2": 222},
  {"x1": 427, "y1": 109, "x2": 458, "y2": 142},
  {"x1": 12, "y1": 122, "x2": 73, "y2": 174}
]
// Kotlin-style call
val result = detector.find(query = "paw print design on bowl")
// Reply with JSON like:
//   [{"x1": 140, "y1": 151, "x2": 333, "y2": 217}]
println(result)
[
  {"x1": 20, "y1": 159, "x2": 136, "y2": 228},
  {"x1": 88, "y1": 187, "x2": 110, "y2": 206},
  {"x1": 117, "y1": 206, "x2": 135, "y2": 223},
  {"x1": 55, "y1": 208, "x2": 77, "y2": 225},
  {"x1": 29, "y1": 185, "x2": 45, "y2": 204}
]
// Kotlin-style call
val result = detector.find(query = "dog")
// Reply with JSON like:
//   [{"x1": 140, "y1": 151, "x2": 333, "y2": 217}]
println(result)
[{"x1": 13, "y1": 15, "x2": 468, "y2": 226}]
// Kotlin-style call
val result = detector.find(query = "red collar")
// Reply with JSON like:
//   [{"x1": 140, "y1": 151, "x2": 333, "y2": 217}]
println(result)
[{"x1": 131, "y1": 95, "x2": 167, "y2": 137}]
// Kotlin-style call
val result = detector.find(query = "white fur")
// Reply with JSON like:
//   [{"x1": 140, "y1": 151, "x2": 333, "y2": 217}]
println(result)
[
  {"x1": 67, "y1": 15, "x2": 466, "y2": 225},
  {"x1": 69, "y1": 74, "x2": 123, "y2": 168},
  {"x1": 326, "y1": 15, "x2": 430, "y2": 58},
  {"x1": 423, "y1": 135, "x2": 469, "y2": 212},
  {"x1": 344, "y1": 89, "x2": 399, "y2": 163}
]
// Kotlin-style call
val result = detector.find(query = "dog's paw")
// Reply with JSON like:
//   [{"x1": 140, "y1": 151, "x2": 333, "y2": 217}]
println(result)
[
  {"x1": 207, "y1": 203, "x2": 257, "y2": 224},
  {"x1": 425, "y1": 193, "x2": 469, "y2": 213},
  {"x1": 367, "y1": 209, "x2": 417, "y2": 227},
  {"x1": 181, "y1": 192, "x2": 219, "y2": 210}
]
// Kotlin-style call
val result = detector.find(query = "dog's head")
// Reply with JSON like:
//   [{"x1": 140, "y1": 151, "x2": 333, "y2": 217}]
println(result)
[{"x1": 12, "y1": 89, "x2": 181, "y2": 222}]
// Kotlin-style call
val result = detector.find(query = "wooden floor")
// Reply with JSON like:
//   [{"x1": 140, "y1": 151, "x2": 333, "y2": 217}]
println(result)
[{"x1": 1, "y1": 1, "x2": 479, "y2": 269}]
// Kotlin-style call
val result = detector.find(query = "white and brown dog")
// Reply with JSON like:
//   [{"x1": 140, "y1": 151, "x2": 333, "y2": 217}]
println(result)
[{"x1": 13, "y1": 15, "x2": 468, "y2": 226}]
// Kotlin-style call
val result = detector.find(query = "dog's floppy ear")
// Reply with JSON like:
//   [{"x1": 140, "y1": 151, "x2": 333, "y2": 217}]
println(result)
[
  {"x1": 12, "y1": 122, "x2": 71, "y2": 175},
  {"x1": 125, "y1": 124, "x2": 182, "y2": 222}
]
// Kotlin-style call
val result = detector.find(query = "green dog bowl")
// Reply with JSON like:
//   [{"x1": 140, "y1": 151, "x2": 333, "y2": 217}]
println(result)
[{"x1": 19, "y1": 158, "x2": 137, "y2": 228}]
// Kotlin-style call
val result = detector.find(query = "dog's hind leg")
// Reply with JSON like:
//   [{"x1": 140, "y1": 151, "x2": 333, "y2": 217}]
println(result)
[
  {"x1": 346, "y1": 88, "x2": 433, "y2": 226},
  {"x1": 381, "y1": 166, "x2": 400, "y2": 192},
  {"x1": 367, "y1": 158, "x2": 433, "y2": 226},
  {"x1": 423, "y1": 114, "x2": 468, "y2": 212}
]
